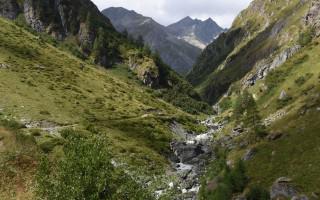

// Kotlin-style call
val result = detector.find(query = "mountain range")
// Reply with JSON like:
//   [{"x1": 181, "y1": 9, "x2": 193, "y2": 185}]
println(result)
[
  {"x1": 102, "y1": 7, "x2": 224, "y2": 75},
  {"x1": 0, "y1": 0, "x2": 320, "y2": 199},
  {"x1": 168, "y1": 16, "x2": 226, "y2": 49}
]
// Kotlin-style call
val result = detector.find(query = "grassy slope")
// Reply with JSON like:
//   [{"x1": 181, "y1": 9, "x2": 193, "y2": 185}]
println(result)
[
  {"x1": 221, "y1": 38, "x2": 320, "y2": 194},
  {"x1": 188, "y1": 0, "x2": 308, "y2": 104},
  {"x1": 245, "y1": 39, "x2": 320, "y2": 195},
  {"x1": 0, "y1": 17, "x2": 199, "y2": 198}
]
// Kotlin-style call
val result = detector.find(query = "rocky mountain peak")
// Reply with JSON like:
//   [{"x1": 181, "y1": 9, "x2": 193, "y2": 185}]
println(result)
[
  {"x1": 102, "y1": 7, "x2": 201, "y2": 75},
  {"x1": 167, "y1": 16, "x2": 224, "y2": 49}
]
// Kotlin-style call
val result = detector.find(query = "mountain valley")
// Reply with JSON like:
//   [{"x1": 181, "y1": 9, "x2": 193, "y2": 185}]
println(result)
[{"x1": 0, "y1": 0, "x2": 320, "y2": 200}]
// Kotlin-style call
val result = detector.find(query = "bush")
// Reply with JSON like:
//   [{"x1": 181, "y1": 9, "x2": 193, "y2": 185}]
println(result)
[
  {"x1": 219, "y1": 97, "x2": 233, "y2": 112},
  {"x1": 295, "y1": 73, "x2": 313, "y2": 86},
  {"x1": 0, "y1": 119, "x2": 25, "y2": 130},
  {"x1": 298, "y1": 28, "x2": 315, "y2": 46},
  {"x1": 277, "y1": 96, "x2": 293, "y2": 109},
  {"x1": 36, "y1": 131, "x2": 153, "y2": 200},
  {"x1": 39, "y1": 137, "x2": 64, "y2": 153},
  {"x1": 246, "y1": 186, "x2": 270, "y2": 200},
  {"x1": 199, "y1": 154, "x2": 248, "y2": 200}
]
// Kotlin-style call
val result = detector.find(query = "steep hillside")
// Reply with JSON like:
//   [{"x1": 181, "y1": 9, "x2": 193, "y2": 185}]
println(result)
[
  {"x1": 167, "y1": 16, "x2": 225, "y2": 49},
  {"x1": 0, "y1": 16, "x2": 212, "y2": 199},
  {"x1": 194, "y1": 0, "x2": 320, "y2": 199},
  {"x1": 188, "y1": 0, "x2": 312, "y2": 104},
  {"x1": 102, "y1": 7, "x2": 202, "y2": 75}
]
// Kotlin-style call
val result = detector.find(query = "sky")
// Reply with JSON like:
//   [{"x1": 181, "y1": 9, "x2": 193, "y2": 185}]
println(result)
[{"x1": 92, "y1": 0, "x2": 252, "y2": 28}]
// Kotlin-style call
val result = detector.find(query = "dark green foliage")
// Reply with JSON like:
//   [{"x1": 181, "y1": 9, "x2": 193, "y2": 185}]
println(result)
[
  {"x1": 225, "y1": 160, "x2": 248, "y2": 193},
  {"x1": 294, "y1": 73, "x2": 313, "y2": 86},
  {"x1": 0, "y1": 119, "x2": 25, "y2": 130},
  {"x1": 265, "y1": 69, "x2": 289, "y2": 92},
  {"x1": 36, "y1": 131, "x2": 153, "y2": 200},
  {"x1": 298, "y1": 28, "x2": 315, "y2": 46},
  {"x1": 246, "y1": 186, "x2": 270, "y2": 200},
  {"x1": 199, "y1": 149, "x2": 248, "y2": 200},
  {"x1": 219, "y1": 97, "x2": 233, "y2": 112},
  {"x1": 93, "y1": 27, "x2": 120, "y2": 67},
  {"x1": 150, "y1": 52, "x2": 213, "y2": 115},
  {"x1": 135, "y1": 35, "x2": 144, "y2": 48},
  {"x1": 159, "y1": 88, "x2": 213, "y2": 115},
  {"x1": 277, "y1": 96, "x2": 293, "y2": 109},
  {"x1": 233, "y1": 91, "x2": 266, "y2": 138},
  {"x1": 39, "y1": 137, "x2": 64, "y2": 153}
]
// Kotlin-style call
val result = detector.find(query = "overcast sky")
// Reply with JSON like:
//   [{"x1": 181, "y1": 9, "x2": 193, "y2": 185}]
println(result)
[{"x1": 92, "y1": 0, "x2": 252, "y2": 28}]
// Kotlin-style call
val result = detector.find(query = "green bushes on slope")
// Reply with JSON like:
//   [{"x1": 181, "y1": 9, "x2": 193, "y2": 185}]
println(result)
[{"x1": 36, "y1": 130, "x2": 153, "y2": 200}]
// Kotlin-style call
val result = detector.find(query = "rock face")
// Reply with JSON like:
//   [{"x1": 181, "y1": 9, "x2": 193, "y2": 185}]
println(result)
[
  {"x1": 0, "y1": 0, "x2": 20, "y2": 19},
  {"x1": 244, "y1": 45, "x2": 301, "y2": 87},
  {"x1": 23, "y1": 0, "x2": 46, "y2": 33},
  {"x1": 167, "y1": 16, "x2": 225, "y2": 49},
  {"x1": 270, "y1": 177, "x2": 298, "y2": 199},
  {"x1": 306, "y1": 0, "x2": 320, "y2": 36},
  {"x1": 0, "y1": 0, "x2": 118, "y2": 67},
  {"x1": 102, "y1": 7, "x2": 202, "y2": 75}
]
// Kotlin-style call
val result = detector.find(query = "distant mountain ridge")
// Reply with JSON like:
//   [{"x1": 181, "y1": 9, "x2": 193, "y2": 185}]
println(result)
[
  {"x1": 167, "y1": 16, "x2": 225, "y2": 49},
  {"x1": 102, "y1": 7, "x2": 202, "y2": 75},
  {"x1": 102, "y1": 7, "x2": 223, "y2": 75}
]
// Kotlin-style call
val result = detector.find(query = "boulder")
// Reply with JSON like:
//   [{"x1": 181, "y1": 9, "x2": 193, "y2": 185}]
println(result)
[
  {"x1": 242, "y1": 148, "x2": 256, "y2": 161},
  {"x1": 279, "y1": 90, "x2": 288, "y2": 100},
  {"x1": 267, "y1": 132, "x2": 283, "y2": 141},
  {"x1": 0, "y1": 63, "x2": 9, "y2": 69},
  {"x1": 292, "y1": 195, "x2": 309, "y2": 200},
  {"x1": 270, "y1": 177, "x2": 298, "y2": 199}
]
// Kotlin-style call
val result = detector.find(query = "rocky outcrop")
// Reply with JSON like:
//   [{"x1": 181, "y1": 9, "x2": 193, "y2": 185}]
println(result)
[
  {"x1": 270, "y1": 177, "x2": 298, "y2": 199},
  {"x1": 23, "y1": 0, "x2": 46, "y2": 33},
  {"x1": 242, "y1": 148, "x2": 256, "y2": 161},
  {"x1": 0, "y1": 0, "x2": 20, "y2": 19},
  {"x1": 244, "y1": 45, "x2": 301, "y2": 87},
  {"x1": 1, "y1": 0, "x2": 118, "y2": 68},
  {"x1": 306, "y1": 0, "x2": 320, "y2": 36}
]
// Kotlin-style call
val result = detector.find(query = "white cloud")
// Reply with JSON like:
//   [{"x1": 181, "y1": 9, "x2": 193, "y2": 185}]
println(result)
[{"x1": 92, "y1": 0, "x2": 252, "y2": 28}]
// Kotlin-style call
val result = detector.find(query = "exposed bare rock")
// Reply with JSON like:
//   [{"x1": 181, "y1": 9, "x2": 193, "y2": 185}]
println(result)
[
  {"x1": 23, "y1": 0, "x2": 46, "y2": 33},
  {"x1": 279, "y1": 90, "x2": 288, "y2": 100},
  {"x1": 244, "y1": 45, "x2": 301, "y2": 87},
  {"x1": 0, "y1": 63, "x2": 10, "y2": 69},
  {"x1": 270, "y1": 177, "x2": 298, "y2": 200},
  {"x1": 306, "y1": 0, "x2": 320, "y2": 36},
  {"x1": 0, "y1": 0, "x2": 20, "y2": 19},
  {"x1": 242, "y1": 148, "x2": 257, "y2": 161},
  {"x1": 264, "y1": 110, "x2": 287, "y2": 126},
  {"x1": 292, "y1": 195, "x2": 309, "y2": 200},
  {"x1": 267, "y1": 132, "x2": 284, "y2": 141}
]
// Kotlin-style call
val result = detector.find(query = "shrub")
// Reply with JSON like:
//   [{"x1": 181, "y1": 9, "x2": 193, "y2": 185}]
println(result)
[
  {"x1": 298, "y1": 28, "x2": 315, "y2": 46},
  {"x1": 295, "y1": 73, "x2": 313, "y2": 86},
  {"x1": 0, "y1": 119, "x2": 25, "y2": 130},
  {"x1": 30, "y1": 129, "x2": 42, "y2": 136},
  {"x1": 277, "y1": 96, "x2": 293, "y2": 109},
  {"x1": 246, "y1": 186, "x2": 270, "y2": 200},
  {"x1": 36, "y1": 131, "x2": 153, "y2": 200},
  {"x1": 295, "y1": 76, "x2": 306, "y2": 86},
  {"x1": 39, "y1": 137, "x2": 64, "y2": 153},
  {"x1": 219, "y1": 97, "x2": 233, "y2": 112}
]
